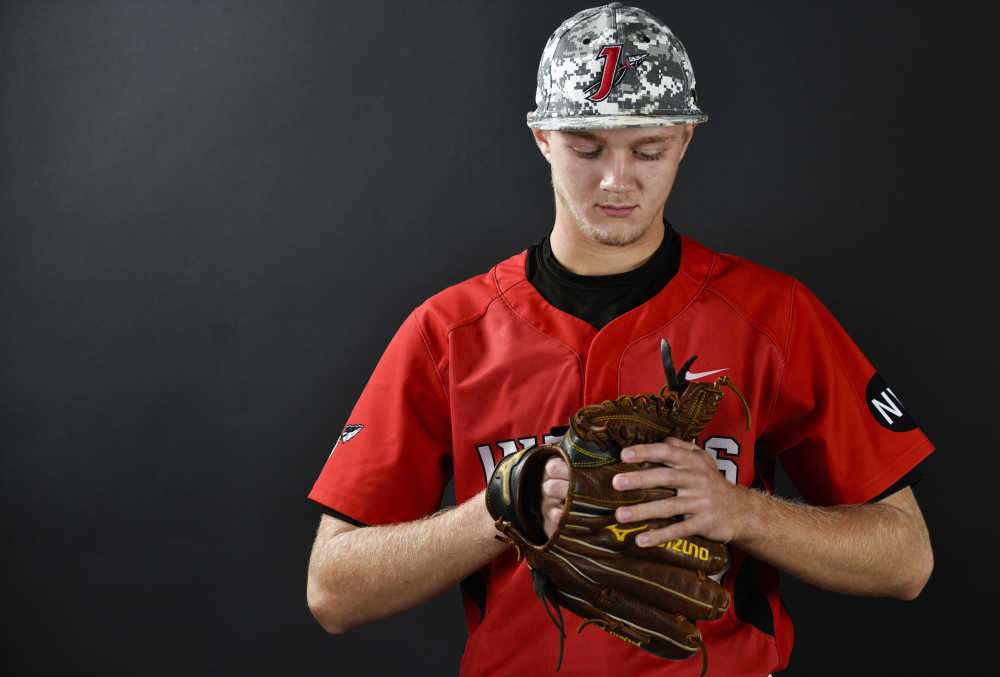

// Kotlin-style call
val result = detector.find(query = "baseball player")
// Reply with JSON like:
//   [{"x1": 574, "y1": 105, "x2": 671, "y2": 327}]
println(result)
[{"x1": 306, "y1": 4, "x2": 933, "y2": 675}]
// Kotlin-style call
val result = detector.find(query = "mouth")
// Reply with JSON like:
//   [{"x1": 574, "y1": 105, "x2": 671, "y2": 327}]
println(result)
[{"x1": 597, "y1": 204, "x2": 637, "y2": 217}]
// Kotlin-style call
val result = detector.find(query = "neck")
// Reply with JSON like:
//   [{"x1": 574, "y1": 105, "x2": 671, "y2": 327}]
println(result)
[{"x1": 549, "y1": 218, "x2": 665, "y2": 276}]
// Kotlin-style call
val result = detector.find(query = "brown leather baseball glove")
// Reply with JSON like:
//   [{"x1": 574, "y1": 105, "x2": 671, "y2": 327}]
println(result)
[{"x1": 486, "y1": 339, "x2": 750, "y2": 675}]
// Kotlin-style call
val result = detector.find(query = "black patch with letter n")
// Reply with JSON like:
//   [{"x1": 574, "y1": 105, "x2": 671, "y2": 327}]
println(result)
[{"x1": 865, "y1": 373, "x2": 916, "y2": 432}]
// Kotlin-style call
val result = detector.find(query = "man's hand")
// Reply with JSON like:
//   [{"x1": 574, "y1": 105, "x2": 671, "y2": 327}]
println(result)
[
  {"x1": 541, "y1": 456, "x2": 569, "y2": 538},
  {"x1": 541, "y1": 434, "x2": 931, "y2": 600},
  {"x1": 611, "y1": 437, "x2": 751, "y2": 546}
]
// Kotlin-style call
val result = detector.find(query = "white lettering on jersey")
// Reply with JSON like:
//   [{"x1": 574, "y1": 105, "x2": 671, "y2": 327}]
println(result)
[
  {"x1": 703, "y1": 436, "x2": 740, "y2": 485},
  {"x1": 477, "y1": 432, "x2": 741, "y2": 485},
  {"x1": 476, "y1": 444, "x2": 497, "y2": 479},
  {"x1": 476, "y1": 437, "x2": 543, "y2": 480}
]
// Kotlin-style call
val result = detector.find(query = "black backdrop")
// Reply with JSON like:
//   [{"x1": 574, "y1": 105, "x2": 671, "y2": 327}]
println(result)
[{"x1": 2, "y1": 1, "x2": 995, "y2": 675}]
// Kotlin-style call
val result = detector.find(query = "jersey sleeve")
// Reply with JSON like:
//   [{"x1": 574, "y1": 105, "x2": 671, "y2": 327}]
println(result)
[
  {"x1": 757, "y1": 281, "x2": 934, "y2": 506},
  {"x1": 307, "y1": 309, "x2": 452, "y2": 525}
]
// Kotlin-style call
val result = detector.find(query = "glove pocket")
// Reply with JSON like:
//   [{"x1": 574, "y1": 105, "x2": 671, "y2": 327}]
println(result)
[{"x1": 486, "y1": 443, "x2": 563, "y2": 546}]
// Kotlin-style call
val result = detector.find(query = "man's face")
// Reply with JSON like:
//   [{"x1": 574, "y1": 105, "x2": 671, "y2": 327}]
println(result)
[{"x1": 533, "y1": 125, "x2": 693, "y2": 248}]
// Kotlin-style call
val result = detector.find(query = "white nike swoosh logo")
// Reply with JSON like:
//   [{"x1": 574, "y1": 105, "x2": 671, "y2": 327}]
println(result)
[{"x1": 685, "y1": 367, "x2": 729, "y2": 380}]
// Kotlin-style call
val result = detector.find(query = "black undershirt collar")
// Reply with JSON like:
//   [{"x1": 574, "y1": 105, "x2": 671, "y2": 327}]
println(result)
[{"x1": 525, "y1": 225, "x2": 681, "y2": 330}]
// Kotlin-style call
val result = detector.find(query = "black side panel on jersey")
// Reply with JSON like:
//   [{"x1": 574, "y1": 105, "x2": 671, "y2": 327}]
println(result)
[
  {"x1": 751, "y1": 455, "x2": 775, "y2": 494},
  {"x1": 732, "y1": 557, "x2": 775, "y2": 639},
  {"x1": 461, "y1": 571, "x2": 488, "y2": 622},
  {"x1": 733, "y1": 455, "x2": 777, "y2": 638}
]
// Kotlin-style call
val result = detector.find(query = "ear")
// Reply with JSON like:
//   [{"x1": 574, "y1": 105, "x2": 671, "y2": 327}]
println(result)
[
  {"x1": 528, "y1": 113, "x2": 553, "y2": 163},
  {"x1": 677, "y1": 124, "x2": 695, "y2": 162}
]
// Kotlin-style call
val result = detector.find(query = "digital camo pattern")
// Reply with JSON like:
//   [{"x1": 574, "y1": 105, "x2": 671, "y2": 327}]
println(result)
[{"x1": 527, "y1": 3, "x2": 707, "y2": 130}]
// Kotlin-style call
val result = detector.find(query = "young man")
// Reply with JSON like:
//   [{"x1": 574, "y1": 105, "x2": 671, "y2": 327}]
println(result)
[{"x1": 306, "y1": 4, "x2": 933, "y2": 675}]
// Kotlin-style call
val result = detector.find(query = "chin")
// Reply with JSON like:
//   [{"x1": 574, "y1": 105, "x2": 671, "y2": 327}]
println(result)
[{"x1": 578, "y1": 219, "x2": 651, "y2": 248}]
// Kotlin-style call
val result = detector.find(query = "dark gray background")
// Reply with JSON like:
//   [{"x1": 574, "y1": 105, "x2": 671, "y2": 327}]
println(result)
[{"x1": 1, "y1": 1, "x2": 994, "y2": 675}]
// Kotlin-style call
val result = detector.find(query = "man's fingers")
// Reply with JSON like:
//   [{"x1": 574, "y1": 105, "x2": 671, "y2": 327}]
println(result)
[
  {"x1": 544, "y1": 456, "x2": 569, "y2": 481},
  {"x1": 613, "y1": 466, "x2": 688, "y2": 491},
  {"x1": 543, "y1": 505, "x2": 563, "y2": 538},
  {"x1": 541, "y1": 458, "x2": 569, "y2": 539},
  {"x1": 615, "y1": 496, "x2": 692, "y2": 523},
  {"x1": 621, "y1": 437, "x2": 701, "y2": 464},
  {"x1": 542, "y1": 477, "x2": 568, "y2": 501},
  {"x1": 632, "y1": 519, "x2": 701, "y2": 548}
]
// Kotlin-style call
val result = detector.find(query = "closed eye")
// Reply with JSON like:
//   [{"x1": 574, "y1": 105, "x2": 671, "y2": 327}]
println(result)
[{"x1": 570, "y1": 148, "x2": 665, "y2": 160}]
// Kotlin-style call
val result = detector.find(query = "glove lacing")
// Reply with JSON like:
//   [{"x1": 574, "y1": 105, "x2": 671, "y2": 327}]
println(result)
[{"x1": 530, "y1": 568, "x2": 567, "y2": 671}]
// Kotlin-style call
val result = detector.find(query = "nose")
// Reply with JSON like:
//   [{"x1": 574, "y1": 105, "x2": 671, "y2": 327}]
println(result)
[{"x1": 599, "y1": 151, "x2": 636, "y2": 193}]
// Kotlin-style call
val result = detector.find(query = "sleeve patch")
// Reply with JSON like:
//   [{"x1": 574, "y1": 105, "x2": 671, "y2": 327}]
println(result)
[
  {"x1": 341, "y1": 423, "x2": 365, "y2": 442},
  {"x1": 328, "y1": 423, "x2": 365, "y2": 459},
  {"x1": 865, "y1": 374, "x2": 916, "y2": 432}
]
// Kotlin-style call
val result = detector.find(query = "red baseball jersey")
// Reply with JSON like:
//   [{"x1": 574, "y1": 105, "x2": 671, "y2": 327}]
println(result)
[{"x1": 308, "y1": 234, "x2": 933, "y2": 676}]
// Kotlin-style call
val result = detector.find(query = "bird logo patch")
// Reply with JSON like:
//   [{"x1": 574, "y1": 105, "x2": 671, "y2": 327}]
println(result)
[
  {"x1": 328, "y1": 424, "x2": 365, "y2": 459},
  {"x1": 340, "y1": 424, "x2": 364, "y2": 443}
]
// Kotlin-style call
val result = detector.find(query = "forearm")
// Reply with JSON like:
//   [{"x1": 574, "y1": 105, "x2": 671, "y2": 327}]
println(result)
[
  {"x1": 735, "y1": 488, "x2": 932, "y2": 599},
  {"x1": 608, "y1": 440, "x2": 933, "y2": 600},
  {"x1": 307, "y1": 490, "x2": 506, "y2": 633}
]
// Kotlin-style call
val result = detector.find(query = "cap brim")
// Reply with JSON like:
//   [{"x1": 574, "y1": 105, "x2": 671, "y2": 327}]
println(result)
[{"x1": 526, "y1": 113, "x2": 708, "y2": 130}]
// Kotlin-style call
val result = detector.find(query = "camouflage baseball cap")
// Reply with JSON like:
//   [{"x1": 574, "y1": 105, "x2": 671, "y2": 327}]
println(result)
[{"x1": 527, "y1": 2, "x2": 707, "y2": 130}]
